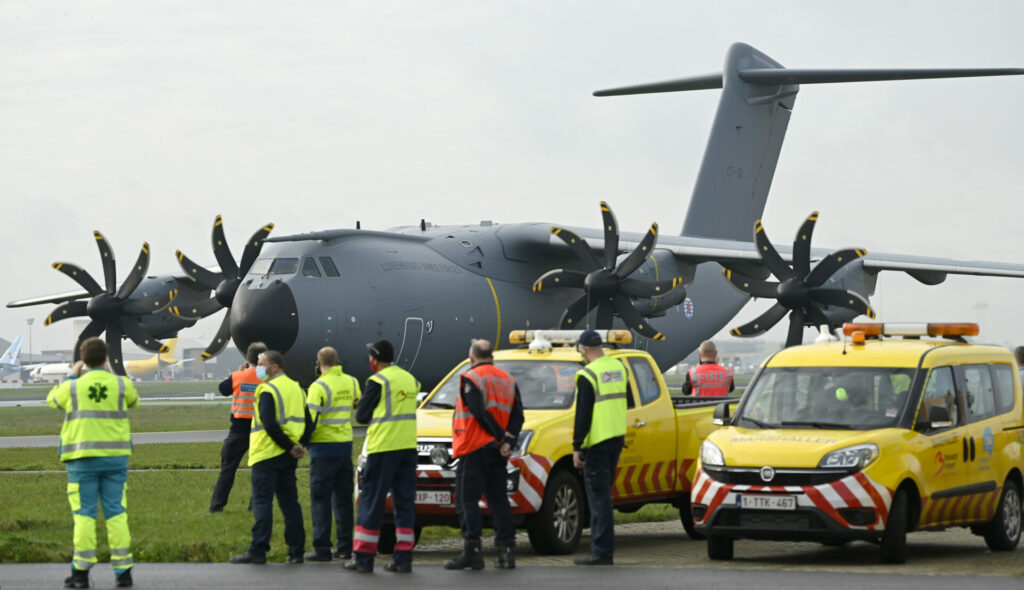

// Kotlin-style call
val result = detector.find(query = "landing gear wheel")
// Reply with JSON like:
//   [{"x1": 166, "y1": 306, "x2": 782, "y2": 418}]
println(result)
[
  {"x1": 984, "y1": 480, "x2": 1022, "y2": 551},
  {"x1": 678, "y1": 498, "x2": 706, "y2": 540},
  {"x1": 526, "y1": 469, "x2": 583, "y2": 555},
  {"x1": 880, "y1": 489, "x2": 908, "y2": 564},
  {"x1": 706, "y1": 535, "x2": 733, "y2": 560}
]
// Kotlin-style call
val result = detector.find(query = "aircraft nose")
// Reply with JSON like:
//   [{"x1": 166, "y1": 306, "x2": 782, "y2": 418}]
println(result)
[{"x1": 231, "y1": 281, "x2": 299, "y2": 354}]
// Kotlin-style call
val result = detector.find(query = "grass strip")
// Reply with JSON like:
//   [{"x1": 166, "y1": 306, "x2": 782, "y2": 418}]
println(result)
[
  {"x1": 1, "y1": 404, "x2": 233, "y2": 438},
  {"x1": 0, "y1": 381, "x2": 223, "y2": 399}
]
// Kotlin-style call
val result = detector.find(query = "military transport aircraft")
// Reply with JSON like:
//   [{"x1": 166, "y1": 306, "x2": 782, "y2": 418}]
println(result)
[{"x1": 9, "y1": 42, "x2": 1024, "y2": 388}]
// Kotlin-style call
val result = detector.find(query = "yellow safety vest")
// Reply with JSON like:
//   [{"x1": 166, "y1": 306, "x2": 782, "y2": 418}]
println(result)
[
  {"x1": 249, "y1": 373, "x2": 306, "y2": 465},
  {"x1": 365, "y1": 365, "x2": 419, "y2": 454},
  {"x1": 308, "y1": 365, "x2": 359, "y2": 444},
  {"x1": 577, "y1": 355, "x2": 628, "y2": 449},
  {"x1": 47, "y1": 369, "x2": 139, "y2": 462}
]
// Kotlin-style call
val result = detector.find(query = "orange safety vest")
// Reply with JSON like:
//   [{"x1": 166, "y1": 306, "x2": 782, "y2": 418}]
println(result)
[
  {"x1": 231, "y1": 367, "x2": 260, "y2": 419},
  {"x1": 452, "y1": 363, "x2": 515, "y2": 458},
  {"x1": 688, "y1": 363, "x2": 733, "y2": 397}
]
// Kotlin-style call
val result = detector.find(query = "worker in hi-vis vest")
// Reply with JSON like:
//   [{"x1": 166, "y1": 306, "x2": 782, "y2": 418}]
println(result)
[
  {"x1": 47, "y1": 337, "x2": 139, "y2": 589},
  {"x1": 345, "y1": 339, "x2": 420, "y2": 574}
]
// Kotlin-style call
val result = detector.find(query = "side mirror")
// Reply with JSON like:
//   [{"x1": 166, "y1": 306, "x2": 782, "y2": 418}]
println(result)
[{"x1": 712, "y1": 402, "x2": 731, "y2": 426}]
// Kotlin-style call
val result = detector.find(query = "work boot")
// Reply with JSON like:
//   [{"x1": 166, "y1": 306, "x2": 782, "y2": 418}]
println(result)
[
  {"x1": 63, "y1": 568, "x2": 89, "y2": 588},
  {"x1": 115, "y1": 567, "x2": 133, "y2": 587},
  {"x1": 495, "y1": 540, "x2": 516, "y2": 569},
  {"x1": 443, "y1": 539, "x2": 484, "y2": 570}
]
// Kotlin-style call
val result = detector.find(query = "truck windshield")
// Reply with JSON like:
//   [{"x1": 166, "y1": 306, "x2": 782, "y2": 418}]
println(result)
[
  {"x1": 422, "y1": 360, "x2": 582, "y2": 410},
  {"x1": 736, "y1": 366, "x2": 915, "y2": 430}
]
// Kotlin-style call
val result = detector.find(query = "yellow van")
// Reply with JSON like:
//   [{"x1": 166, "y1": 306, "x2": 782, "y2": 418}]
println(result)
[{"x1": 692, "y1": 323, "x2": 1023, "y2": 563}]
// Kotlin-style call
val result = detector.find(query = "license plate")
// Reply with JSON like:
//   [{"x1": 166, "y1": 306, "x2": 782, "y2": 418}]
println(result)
[
  {"x1": 738, "y1": 494, "x2": 796, "y2": 510},
  {"x1": 415, "y1": 490, "x2": 452, "y2": 505}
]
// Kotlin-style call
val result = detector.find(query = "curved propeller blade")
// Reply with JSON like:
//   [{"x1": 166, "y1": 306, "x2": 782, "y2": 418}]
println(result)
[
  {"x1": 532, "y1": 269, "x2": 586, "y2": 292},
  {"x1": 600, "y1": 201, "x2": 619, "y2": 269},
  {"x1": 93, "y1": 231, "x2": 118, "y2": 293},
  {"x1": 729, "y1": 303, "x2": 789, "y2": 337},
  {"x1": 596, "y1": 299, "x2": 615, "y2": 329},
  {"x1": 73, "y1": 320, "x2": 106, "y2": 363},
  {"x1": 167, "y1": 296, "x2": 222, "y2": 320},
  {"x1": 614, "y1": 222, "x2": 658, "y2": 279},
  {"x1": 238, "y1": 223, "x2": 275, "y2": 276},
  {"x1": 619, "y1": 277, "x2": 685, "y2": 298},
  {"x1": 722, "y1": 269, "x2": 779, "y2": 299},
  {"x1": 785, "y1": 309, "x2": 806, "y2": 348},
  {"x1": 211, "y1": 215, "x2": 240, "y2": 278},
  {"x1": 122, "y1": 288, "x2": 178, "y2": 315},
  {"x1": 200, "y1": 313, "x2": 234, "y2": 361},
  {"x1": 44, "y1": 301, "x2": 88, "y2": 326},
  {"x1": 809, "y1": 288, "x2": 876, "y2": 318},
  {"x1": 115, "y1": 242, "x2": 151, "y2": 300},
  {"x1": 792, "y1": 211, "x2": 819, "y2": 278},
  {"x1": 612, "y1": 294, "x2": 665, "y2": 340},
  {"x1": 753, "y1": 220, "x2": 793, "y2": 281},
  {"x1": 52, "y1": 262, "x2": 104, "y2": 296},
  {"x1": 105, "y1": 321, "x2": 125, "y2": 375},
  {"x1": 804, "y1": 304, "x2": 832, "y2": 329},
  {"x1": 805, "y1": 248, "x2": 869, "y2": 286},
  {"x1": 175, "y1": 250, "x2": 223, "y2": 290},
  {"x1": 550, "y1": 227, "x2": 601, "y2": 271},
  {"x1": 119, "y1": 317, "x2": 167, "y2": 353},
  {"x1": 560, "y1": 293, "x2": 598, "y2": 329}
]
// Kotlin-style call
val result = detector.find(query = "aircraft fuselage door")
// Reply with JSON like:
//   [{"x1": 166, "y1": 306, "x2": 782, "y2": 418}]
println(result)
[{"x1": 396, "y1": 317, "x2": 425, "y2": 371}]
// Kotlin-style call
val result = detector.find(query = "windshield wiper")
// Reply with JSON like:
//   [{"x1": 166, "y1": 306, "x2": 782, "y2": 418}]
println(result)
[
  {"x1": 424, "y1": 402, "x2": 455, "y2": 409},
  {"x1": 739, "y1": 416, "x2": 774, "y2": 429},
  {"x1": 780, "y1": 420, "x2": 853, "y2": 430}
]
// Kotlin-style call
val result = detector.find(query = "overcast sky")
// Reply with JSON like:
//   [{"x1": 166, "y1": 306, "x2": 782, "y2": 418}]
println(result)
[{"x1": 2, "y1": 1, "x2": 1023, "y2": 358}]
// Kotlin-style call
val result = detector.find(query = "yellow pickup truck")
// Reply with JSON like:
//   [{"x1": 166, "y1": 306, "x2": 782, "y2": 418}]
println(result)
[
  {"x1": 410, "y1": 329, "x2": 730, "y2": 554},
  {"x1": 692, "y1": 322, "x2": 1023, "y2": 564}
]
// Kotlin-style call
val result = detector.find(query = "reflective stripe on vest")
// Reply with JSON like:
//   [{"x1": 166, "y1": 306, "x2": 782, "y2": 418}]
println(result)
[
  {"x1": 365, "y1": 366, "x2": 418, "y2": 454},
  {"x1": 452, "y1": 364, "x2": 515, "y2": 458},
  {"x1": 689, "y1": 363, "x2": 733, "y2": 397},
  {"x1": 60, "y1": 373, "x2": 133, "y2": 461},
  {"x1": 577, "y1": 356, "x2": 628, "y2": 449},
  {"x1": 249, "y1": 376, "x2": 307, "y2": 465},
  {"x1": 231, "y1": 367, "x2": 260, "y2": 419}
]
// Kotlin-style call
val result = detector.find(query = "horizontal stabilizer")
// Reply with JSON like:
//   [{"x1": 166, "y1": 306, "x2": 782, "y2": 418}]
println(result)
[{"x1": 595, "y1": 68, "x2": 1024, "y2": 96}]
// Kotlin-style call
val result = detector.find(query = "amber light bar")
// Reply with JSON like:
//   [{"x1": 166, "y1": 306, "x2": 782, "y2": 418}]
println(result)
[{"x1": 842, "y1": 322, "x2": 979, "y2": 338}]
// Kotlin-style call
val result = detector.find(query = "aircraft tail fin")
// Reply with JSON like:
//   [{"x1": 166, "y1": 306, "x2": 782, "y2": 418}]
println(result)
[
  {"x1": 0, "y1": 334, "x2": 24, "y2": 367},
  {"x1": 158, "y1": 338, "x2": 178, "y2": 361},
  {"x1": 594, "y1": 42, "x2": 1024, "y2": 243}
]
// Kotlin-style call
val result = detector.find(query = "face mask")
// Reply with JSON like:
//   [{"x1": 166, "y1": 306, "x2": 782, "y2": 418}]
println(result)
[{"x1": 256, "y1": 366, "x2": 268, "y2": 381}]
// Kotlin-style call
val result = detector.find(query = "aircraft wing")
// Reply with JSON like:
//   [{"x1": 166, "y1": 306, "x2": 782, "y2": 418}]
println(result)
[
  {"x1": 860, "y1": 253, "x2": 1024, "y2": 284},
  {"x1": 6, "y1": 288, "x2": 91, "y2": 308}
]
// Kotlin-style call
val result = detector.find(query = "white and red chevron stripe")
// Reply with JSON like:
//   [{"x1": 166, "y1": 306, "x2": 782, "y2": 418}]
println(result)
[{"x1": 691, "y1": 468, "x2": 894, "y2": 531}]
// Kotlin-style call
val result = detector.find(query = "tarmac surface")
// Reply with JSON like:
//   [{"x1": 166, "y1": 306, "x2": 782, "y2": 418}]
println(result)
[{"x1": 2, "y1": 521, "x2": 1022, "y2": 589}]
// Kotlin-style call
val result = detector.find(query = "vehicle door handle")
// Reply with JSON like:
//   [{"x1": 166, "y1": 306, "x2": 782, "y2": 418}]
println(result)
[
  {"x1": 963, "y1": 437, "x2": 968, "y2": 461},
  {"x1": 633, "y1": 420, "x2": 647, "y2": 428},
  {"x1": 969, "y1": 437, "x2": 976, "y2": 461}
]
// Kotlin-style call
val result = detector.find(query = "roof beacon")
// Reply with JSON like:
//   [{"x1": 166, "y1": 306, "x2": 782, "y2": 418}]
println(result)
[{"x1": 841, "y1": 322, "x2": 979, "y2": 339}]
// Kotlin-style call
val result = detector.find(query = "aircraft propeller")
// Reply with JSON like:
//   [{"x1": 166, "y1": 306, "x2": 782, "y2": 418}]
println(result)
[
  {"x1": 532, "y1": 201, "x2": 685, "y2": 341},
  {"x1": 173, "y1": 215, "x2": 274, "y2": 360},
  {"x1": 724, "y1": 211, "x2": 875, "y2": 347},
  {"x1": 44, "y1": 232, "x2": 177, "y2": 375}
]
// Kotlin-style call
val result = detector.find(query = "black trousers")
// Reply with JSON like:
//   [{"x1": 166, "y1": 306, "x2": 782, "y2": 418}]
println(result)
[
  {"x1": 454, "y1": 445, "x2": 515, "y2": 543},
  {"x1": 210, "y1": 429, "x2": 249, "y2": 511}
]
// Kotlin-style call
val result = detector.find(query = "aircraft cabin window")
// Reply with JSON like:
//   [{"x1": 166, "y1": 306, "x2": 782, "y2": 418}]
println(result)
[
  {"x1": 249, "y1": 258, "x2": 273, "y2": 275},
  {"x1": 302, "y1": 257, "x2": 321, "y2": 278},
  {"x1": 319, "y1": 256, "x2": 340, "y2": 277},
  {"x1": 270, "y1": 258, "x2": 299, "y2": 275}
]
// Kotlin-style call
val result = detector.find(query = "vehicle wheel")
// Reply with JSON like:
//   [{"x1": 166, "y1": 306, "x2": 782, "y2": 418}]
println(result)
[
  {"x1": 526, "y1": 469, "x2": 584, "y2": 555},
  {"x1": 880, "y1": 489, "x2": 908, "y2": 564},
  {"x1": 378, "y1": 523, "x2": 395, "y2": 554},
  {"x1": 678, "y1": 497, "x2": 707, "y2": 540},
  {"x1": 983, "y1": 480, "x2": 1022, "y2": 551},
  {"x1": 706, "y1": 535, "x2": 733, "y2": 560}
]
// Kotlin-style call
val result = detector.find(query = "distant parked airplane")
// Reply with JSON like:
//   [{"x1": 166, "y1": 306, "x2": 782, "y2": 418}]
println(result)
[{"x1": 0, "y1": 335, "x2": 24, "y2": 378}]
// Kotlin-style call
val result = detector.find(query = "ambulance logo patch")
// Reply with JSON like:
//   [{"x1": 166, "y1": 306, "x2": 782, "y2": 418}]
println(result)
[{"x1": 88, "y1": 384, "x2": 109, "y2": 403}]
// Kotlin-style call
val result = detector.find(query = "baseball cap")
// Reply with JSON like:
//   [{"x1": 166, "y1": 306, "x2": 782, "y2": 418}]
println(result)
[
  {"x1": 576, "y1": 330, "x2": 602, "y2": 347},
  {"x1": 366, "y1": 339, "x2": 395, "y2": 363}
]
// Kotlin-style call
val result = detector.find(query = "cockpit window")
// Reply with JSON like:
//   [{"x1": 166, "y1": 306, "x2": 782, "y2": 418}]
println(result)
[
  {"x1": 320, "y1": 256, "x2": 340, "y2": 277},
  {"x1": 248, "y1": 258, "x2": 273, "y2": 275},
  {"x1": 270, "y1": 258, "x2": 299, "y2": 275},
  {"x1": 302, "y1": 257, "x2": 322, "y2": 277}
]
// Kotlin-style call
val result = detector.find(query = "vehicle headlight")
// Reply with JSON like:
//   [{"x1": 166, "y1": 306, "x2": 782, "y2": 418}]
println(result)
[
  {"x1": 510, "y1": 430, "x2": 533, "y2": 458},
  {"x1": 430, "y1": 446, "x2": 452, "y2": 466},
  {"x1": 700, "y1": 440, "x2": 725, "y2": 467},
  {"x1": 818, "y1": 443, "x2": 879, "y2": 470}
]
